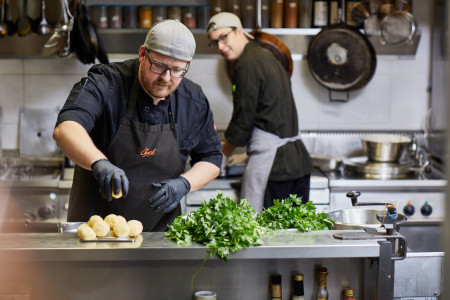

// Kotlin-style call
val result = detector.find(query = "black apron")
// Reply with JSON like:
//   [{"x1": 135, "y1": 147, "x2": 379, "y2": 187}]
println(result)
[{"x1": 67, "y1": 62, "x2": 185, "y2": 232}]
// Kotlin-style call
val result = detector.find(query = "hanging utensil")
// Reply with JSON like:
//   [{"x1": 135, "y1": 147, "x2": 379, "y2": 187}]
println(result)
[
  {"x1": 364, "y1": 0, "x2": 381, "y2": 36},
  {"x1": 41, "y1": 0, "x2": 68, "y2": 57},
  {"x1": 57, "y1": 0, "x2": 73, "y2": 57},
  {"x1": 36, "y1": 0, "x2": 52, "y2": 35},
  {"x1": 5, "y1": 0, "x2": 17, "y2": 36},
  {"x1": 307, "y1": 0, "x2": 377, "y2": 102},
  {"x1": 16, "y1": 0, "x2": 31, "y2": 37},
  {"x1": 380, "y1": 0, "x2": 417, "y2": 45},
  {"x1": 0, "y1": 0, "x2": 8, "y2": 37}
]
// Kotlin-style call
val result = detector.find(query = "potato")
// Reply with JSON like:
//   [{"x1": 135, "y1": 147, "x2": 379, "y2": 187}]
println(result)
[
  {"x1": 92, "y1": 220, "x2": 110, "y2": 237},
  {"x1": 104, "y1": 214, "x2": 118, "y2": 229},
  {"x1": 87, "y1": 215, "x2": 103, "y2": 227},
  {"x1": 116, "y1": 215, "x2": 127, "y2": 224},
  {"x1": 113, "y1": 221, "x2": 130, "y2": 238},
  {"x1": 77, "y1": 223, "x2": 96, "y2": 241},
  {"x1": 112, "y1": 183, "x2": 123, "y2": 199},
  {"x1": 127, "y1": 220, "x2": 143, "y2": 237}
]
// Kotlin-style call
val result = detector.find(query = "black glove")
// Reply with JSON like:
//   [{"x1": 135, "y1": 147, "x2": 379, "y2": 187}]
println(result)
[
  {"x1": 91, "y1": 159, "x2": 129, "y2": 201},
  {"x1": 149, "y1": 176, "x2": 191, "y2": 213}
]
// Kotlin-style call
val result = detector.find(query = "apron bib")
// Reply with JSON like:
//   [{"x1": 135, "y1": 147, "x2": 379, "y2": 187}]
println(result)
[
  {"x1": 68, "y1": 61, "x2": 184, "y2": 231},
  {"x1": 241, "y1": 127, "x2": 302, "y2": 212}
]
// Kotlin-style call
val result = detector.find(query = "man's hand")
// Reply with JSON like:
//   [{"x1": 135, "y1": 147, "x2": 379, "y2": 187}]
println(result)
[
  {"x1": 227, "y1": 153, "x2": 248, "y2": 166},
  {"x1": 149, "y1": 176, "x2": 191, "y2": 213},
  {"x1": 91, "y1": 159, "x2": 129, "y2": 201}
]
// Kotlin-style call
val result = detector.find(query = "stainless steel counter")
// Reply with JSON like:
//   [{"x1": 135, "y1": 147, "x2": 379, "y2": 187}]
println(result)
[{"x1": 0, "y1": 230, "x2": 380, "y2": 262}]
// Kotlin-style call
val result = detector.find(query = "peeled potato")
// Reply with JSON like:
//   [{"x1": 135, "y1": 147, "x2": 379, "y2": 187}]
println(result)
[
  {"x1": 77, "y1": 223, "x2": 96, "y2": 241},
  {"x1": 104, "y1": 214, "x2": 118, "y2": 229},
  {"x1": 127, "y1": 220, "x2": 143, "y2": 237},
  {"x1": 92, "y1": 220, "x2": 110, "y2": 237},
  {"x1": 116, "y1": 215, "x2": 127, "y2": 224},
  {"x1": 113, "y1": 221, "x2": 130, "y2": 238},
  {"x1": 87, "y1": 215, "x2": 103, "y2": 227},
  {"x1": 112, "y1": 183, "x2": 123, "y2": 199}
]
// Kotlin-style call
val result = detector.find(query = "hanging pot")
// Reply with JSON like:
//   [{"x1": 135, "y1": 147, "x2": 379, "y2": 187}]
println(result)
[{"x1": 307, "y1": 0, "x2": 377, "y2": 102}]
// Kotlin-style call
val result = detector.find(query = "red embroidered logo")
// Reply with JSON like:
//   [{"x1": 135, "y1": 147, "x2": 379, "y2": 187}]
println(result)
[{"x1": 140, "y1": 148, "x2": 156, "y2": 157}]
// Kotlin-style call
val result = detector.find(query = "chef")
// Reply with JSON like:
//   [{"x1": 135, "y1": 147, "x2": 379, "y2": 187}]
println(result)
[
  {"x1": 207, "y1": 13, "x2": 313, "y2": 212},
  {"x1": 53, "y1": 20, "x2": 222, "y2": 232}
]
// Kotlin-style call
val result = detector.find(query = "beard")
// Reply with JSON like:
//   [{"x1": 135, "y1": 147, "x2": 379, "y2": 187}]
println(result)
[{"x1": 139, "y1": 67, "x2": 180, "y2": 100}]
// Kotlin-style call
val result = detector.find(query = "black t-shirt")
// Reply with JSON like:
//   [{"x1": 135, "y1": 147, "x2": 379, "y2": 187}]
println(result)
[
  {"x1": 225, "y1": 42, "x2": 313, "y2": 180},
  {"x1": 56, "y1": 59, "x2": 223, "y2": 169}
]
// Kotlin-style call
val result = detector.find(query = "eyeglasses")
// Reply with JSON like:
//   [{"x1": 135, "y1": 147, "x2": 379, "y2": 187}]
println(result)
[
  {"x1": 208, "y1": 29, "x2": 235, "y2": 48},
  {"x1": 144, "y1": 49, "x2": 188, "y2": 78}
]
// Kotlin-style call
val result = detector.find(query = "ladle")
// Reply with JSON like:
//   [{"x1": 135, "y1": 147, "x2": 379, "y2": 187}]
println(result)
[
  {"x1": 16, "y1": 0, "x2": 31, "y2": 37},
  {"x1": 36, "y1": 0, "x2": 52, "y2": 35},
  {"x1": 41, "y1": 0, "x2": 67, "y2": 56},
  {"x1": 0, "y1": 0, "x2": 8, "y2": 37}
]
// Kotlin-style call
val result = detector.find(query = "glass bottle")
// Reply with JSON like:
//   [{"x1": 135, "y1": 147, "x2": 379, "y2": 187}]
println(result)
[
  {"x1": 328, "y1": 0, "x2": 338, "y2": 24},
  {"x1": 270, "y1": 0, "x2": 283, "y2": 28},
  {"x1": 271, "y1": 274, "x2": 282, "y2": 300},
  {"x1": 261, "y1": 0, "x2": 270, "y2": 27},
  {"x1": 284, "y1": 0, "x2": 298, "y2": 28},
  {"x1": 298, "y1": 0, "x2": 312, "y2": 28},
  {"x1": 344, "y1": 288, "x2": 356, "y2": 300},
  {"x1": 311, "y1": 0, "x2": 328, "y2": 28},
  {"x1": 316, "y1": 267, "x2": 328, "y2": 300},
  {"x1": 292, "y1": 273, "x2": 305, "y2": 300},
  {"x1": 242, "y1": 0, "x2": 255, "y2": 28}
]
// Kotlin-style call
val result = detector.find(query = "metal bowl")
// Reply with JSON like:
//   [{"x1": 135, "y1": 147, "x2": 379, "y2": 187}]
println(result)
[
  {"x1": 361, "y1": 134, "x2": 411, "y2": 162},
  {"x1": 327, "y1": 209, "x2": 407, "y2": 231}
]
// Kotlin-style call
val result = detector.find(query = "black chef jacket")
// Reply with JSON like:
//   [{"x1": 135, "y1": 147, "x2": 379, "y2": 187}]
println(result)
[
  {"x1": 56, "y1": 59, "x2": 222, "y2": 169},
  {"x1": 225, "y1": 42, "x2": 313, "y2": 181}
]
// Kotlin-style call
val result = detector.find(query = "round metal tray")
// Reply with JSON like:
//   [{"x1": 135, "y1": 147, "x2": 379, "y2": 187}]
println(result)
[{"x1": 343, "y1": 156, "x2": 412, "y2": 179}]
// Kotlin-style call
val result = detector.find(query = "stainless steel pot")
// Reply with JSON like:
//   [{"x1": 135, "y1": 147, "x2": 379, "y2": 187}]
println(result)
[
  {"x1": 327, "y1": 208, "x2": 407, "y2": 231},
  {"x1": 361, "y1": 134, "x2": 411, "y2": 162}
]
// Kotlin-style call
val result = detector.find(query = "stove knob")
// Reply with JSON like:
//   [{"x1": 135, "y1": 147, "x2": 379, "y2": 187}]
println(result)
[
  {"x1": 421, "y1": 202, "x2": 433, "y2": 217},
  {"x1": 403, "y1": 202, "x2": 415, "y2": 216},
  {"x1": 38, "y1": 205, "x2": 53, "y2": 219}
]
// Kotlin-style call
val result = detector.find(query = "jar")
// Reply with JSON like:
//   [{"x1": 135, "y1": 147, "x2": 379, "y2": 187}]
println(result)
[
  {"x1": 284, "y1": 0, "x2": 298, "y2": 28},
  {"x1": 260, "y1": 0, "x2": 269, "y2": 27},
  {"x1": 139, "y1": 5, "x2": 152, "y2": 29},
  {"x1": 182, "y1": 6, "x2": 196, "y2": 28},
  {"x1": 242, "y1": 0, "x2": 255, "y2": 28},
  {"x1": 168, "y1": 6, "x2": 182, "y2": 21},
  {"x1": 226, "y1": 0, "x2": 240, "y2": 18},
  {"x1": 270, "y1": 0, "x2": 283, "y2": 28},
  {"x1": 152, "y1": 6, "x2": 167, "y2": 24},
  {"x1": 298, "y1": 0, "x2": 312, "y2": 28},
  {"x1": 123, "y1": 5, "x2": 138, "y2": 28},
  {"x1": 210, "y1": 0, "x2": 225, "y2": 16},
  {"x1": 90, "y1": 5, "x2": 108, "y2": 28},
  {"x1": 194, "y1": 291, "x2": 217, "y2": 300},
  {"x1": 197, "y1": 5, "x2": 211, "y2": 29},
  {"x1": 108, "y1": 5, "x2": 122, "y2": 28}
]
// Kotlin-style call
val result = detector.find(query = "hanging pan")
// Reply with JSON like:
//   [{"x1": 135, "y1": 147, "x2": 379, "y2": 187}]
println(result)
[
  {"x1": 307, "y1": 0, "x2": 377, "y2": 102},
  {"x1": 226, "y1": 0, "x2": 293, "y2": 79}
]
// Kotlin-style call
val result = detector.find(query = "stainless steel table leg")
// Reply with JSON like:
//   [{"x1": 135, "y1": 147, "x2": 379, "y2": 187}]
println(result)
[{"x1": 378, "y1": 240, "x2": 394, "y2": 300}]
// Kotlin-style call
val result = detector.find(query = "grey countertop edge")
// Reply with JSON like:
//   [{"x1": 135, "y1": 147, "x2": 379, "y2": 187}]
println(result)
[{"x1": 0, "y1": 230, "x2": 382, "y2": 262}]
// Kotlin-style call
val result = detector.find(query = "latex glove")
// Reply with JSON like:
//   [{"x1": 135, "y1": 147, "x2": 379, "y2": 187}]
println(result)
[
  {"x1": 92, "y1": 159, "x2": 129, "y2": 201},
  {"x1": 227, "y1": 153, "x2": 249, "y2": 166},
  {"x1": 149, "y1": 176, "x2": 191, "y2": 213}
]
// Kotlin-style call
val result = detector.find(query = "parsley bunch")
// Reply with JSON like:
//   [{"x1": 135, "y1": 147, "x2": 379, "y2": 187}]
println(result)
[
  {"x1": 256, "y1": 195, "x2": 334, "y2": 232},
  {"x1": 165, "y1": 192, "x2": 268, "y2": 261}
]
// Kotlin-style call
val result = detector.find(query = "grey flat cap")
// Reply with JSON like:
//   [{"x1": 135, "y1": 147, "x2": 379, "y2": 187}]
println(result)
[{"x1": 144, "y1": 19, "x2": 196, "y2": 61}]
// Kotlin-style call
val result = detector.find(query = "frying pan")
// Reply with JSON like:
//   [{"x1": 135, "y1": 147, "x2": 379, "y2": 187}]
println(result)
[
  {"x1": 225, "y1": 0, "x2": 293, "y2": 79},
  {"x1": 307, "y1": 0, "x2": 376, "y2": 101},
  {"x1": 70, "y1": 0, "x2": 109, "y2": 64}
]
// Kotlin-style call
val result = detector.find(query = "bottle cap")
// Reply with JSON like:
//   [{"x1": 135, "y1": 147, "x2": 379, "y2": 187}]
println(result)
[
  {"x1": 294, "y1": 273, "x2": 304, "y2": 281},
  {"x1": 344, "y1": 288, "x2": 354, "y2": 297},
  {"x1": 271, "y1": 274, "x2": 282, "y2": 284}
]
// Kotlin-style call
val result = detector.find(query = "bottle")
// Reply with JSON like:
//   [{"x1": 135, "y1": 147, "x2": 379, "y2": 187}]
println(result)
[
  {"x1": 271, "y1": 274, "x2": 282, "y2": 300},
  {"x1": 345, "y1": 0, "x2": 358, "y2": 27},
  {"x1": 315, "y1": 267, "x2": 328, "y2": 300},
  {"x1": 311, "y1": 0, "x2": 328, "y2": 28},
  {"x1": 270, "y1": 0, "x2": 283, "y2": 28},
  {"x1": 261, "y1": 0, "x2": 270, "y2": 27},
  {"x1": 298, "y1": 0, "x2": 313, "y2": 28},
  {"x1": 242, "y1": 0, "x2": 256, "y2": 28},
  {"x1": 292, "y1": 273, "x2": 305, "y2": 300},
  {"x1": 343, "y1": 288, "x2": 356, "y2": 300},
  {"x1": 328, "y1": 0, "x2": 338, "y2": 24},
  {"x1": 284, "y1": 0, "x2": 298, "y2": 28}
]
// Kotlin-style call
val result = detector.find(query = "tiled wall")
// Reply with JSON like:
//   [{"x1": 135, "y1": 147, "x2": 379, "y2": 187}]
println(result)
[{"x1": 0, "y1": 1, "x2": 432, "y2": 151}]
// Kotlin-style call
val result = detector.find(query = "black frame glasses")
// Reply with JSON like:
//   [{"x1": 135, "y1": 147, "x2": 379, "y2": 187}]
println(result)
[
  {"x1": 144, "y1": 49, "x2": 188, "y2": 78},
  {"x1": 208, "y1": 28, "x2": 235, "y2": 48}
]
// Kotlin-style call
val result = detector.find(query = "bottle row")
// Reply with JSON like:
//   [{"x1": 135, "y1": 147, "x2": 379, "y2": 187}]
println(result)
[{"x1": 270, "y1": 267, "x2": 357, "y2": 300}]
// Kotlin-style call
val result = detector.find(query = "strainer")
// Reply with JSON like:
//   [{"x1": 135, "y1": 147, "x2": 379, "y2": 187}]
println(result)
[{"x1": 380, "y1": 8, "x2": 417, "y2": 44}]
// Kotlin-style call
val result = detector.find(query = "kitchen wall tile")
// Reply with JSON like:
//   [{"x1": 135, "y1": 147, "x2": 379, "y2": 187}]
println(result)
[
  {"x1": 0, "y1": 59, "x2": 23, "y2": 75},
  {"x1": 25, "y1": 57, "x2": 92, "y2": 75},
  {"x1": 0, "y1": 75, "x2": 23, "y2": 124},
  {"x1": 2, "y1": 123, "x2": 18, "y2": 150},
  {"x1": 24, "y1": 75, "x2": 81, "y2": 110}
]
